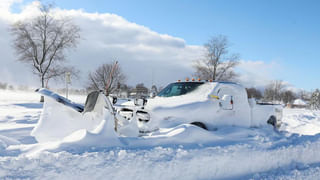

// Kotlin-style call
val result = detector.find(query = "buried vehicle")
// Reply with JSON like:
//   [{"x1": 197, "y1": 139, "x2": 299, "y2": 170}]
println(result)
[
  {"x1": 117, "y1": 81, "x2": 282, "y2": 134},
  {"x1": 31, "y1": 81, "x2": 282, "y2": 142}
]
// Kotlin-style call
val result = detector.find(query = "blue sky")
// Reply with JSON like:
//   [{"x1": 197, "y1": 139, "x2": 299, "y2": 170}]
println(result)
[{"x1": 12, "y1": 0, "x2": 320, "y2": 90}]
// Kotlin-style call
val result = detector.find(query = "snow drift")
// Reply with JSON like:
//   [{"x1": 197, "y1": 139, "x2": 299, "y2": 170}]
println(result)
[
  {"x1": 2, "y1": 90, "x2": 320, "y2": 179},
  {"x1": 28, "y1": 82, "x2": 282, "y2": 155}
]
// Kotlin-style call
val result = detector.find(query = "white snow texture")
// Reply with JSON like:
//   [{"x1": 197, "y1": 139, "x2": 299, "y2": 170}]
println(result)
[{"x1": 1, "y1": 89, "x2": 320, "y2": 179}]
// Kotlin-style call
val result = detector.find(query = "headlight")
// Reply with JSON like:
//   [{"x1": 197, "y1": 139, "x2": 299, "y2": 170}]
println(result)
[
  {"x1": 118, "y1": 108, "x2": 134, "y2": 120},
  {"x1": 136, "y1": 110, "x2": 150, "y2": 122}
]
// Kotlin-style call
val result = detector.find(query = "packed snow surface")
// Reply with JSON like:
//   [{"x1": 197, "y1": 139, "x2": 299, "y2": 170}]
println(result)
[{"x1": 1, "y1": 90, "x2": 320, "y2": 179}]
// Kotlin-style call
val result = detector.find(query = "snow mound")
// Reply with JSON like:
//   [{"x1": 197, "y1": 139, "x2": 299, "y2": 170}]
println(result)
[
  {"x1": 3, "y1": 90, "x2": 320, "y2": 179},
  {"x1": 31, "y1": 96, "x2": 107, "y2": 143},
  {"x1": 4, "y1": 133, "x2": 320, "y2": 180},
  {"x1": 0, "y1": 135, "x2": 20, "y2": 155},
  {"x1": 16, "y1": 124, "x2": 283, "y2": 156},
  {"x1": 280, "y1": 108, "x2": 320, "y2": 135}
]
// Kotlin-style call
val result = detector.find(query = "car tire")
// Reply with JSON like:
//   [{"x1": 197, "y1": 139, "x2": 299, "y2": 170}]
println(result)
[
  {"x1": 267, "y1": 116, "x2": 277, "y2": 128},
  {"x1": 190, "y1": 122, "x2": 208, "y2": 130}
]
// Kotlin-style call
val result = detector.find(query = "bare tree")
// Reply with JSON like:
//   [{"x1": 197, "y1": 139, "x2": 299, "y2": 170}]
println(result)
[
  {"x1": 264, "y1": 80, "x2": 285, "y2": 102},
  {"x1": 281, "y1": 90, "x2": 296, "y2": 105},
  {"x1": 10, "y1": 4, "x2": 80, "y2": 101},
  {"x1": 151, "y1": 85, "x2": 158, "y2": 93},
  {"x1": 298, "y1": 90, "x2": 311, "y2": 101},
  {"x1": 193, "y1": 35, "x2": 239, "y2": 81},
  {"x1": 88, "y1": 62, "x2": 126, "y2": 95},
  {"x1": 246, "y1": 87, "x2": 263, "y2": 99}
]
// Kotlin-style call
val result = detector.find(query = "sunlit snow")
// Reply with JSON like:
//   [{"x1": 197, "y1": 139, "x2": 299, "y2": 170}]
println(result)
[{"x1": 1, "y1": 89, "x2": 320, "y2": 179}]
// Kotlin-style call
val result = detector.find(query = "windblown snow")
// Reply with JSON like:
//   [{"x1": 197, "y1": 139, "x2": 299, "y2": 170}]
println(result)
[{"x1": 1, "y1": 89, "x2": 320, "y2": 179}]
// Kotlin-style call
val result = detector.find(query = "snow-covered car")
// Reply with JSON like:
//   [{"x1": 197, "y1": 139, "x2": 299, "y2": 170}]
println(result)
[
  {"x1": 32, "y1": 81, "x2": 282, "y2": 142},
  {"x1": 116, "y1": 81, "x2": 282, "y2": 133}
]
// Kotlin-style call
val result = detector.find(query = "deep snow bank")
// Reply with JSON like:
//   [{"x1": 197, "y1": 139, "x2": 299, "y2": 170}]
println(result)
[
  {"x1": 0, "y1": 135, "x2": 19, "y2": 155},
  {"x1": 280, "y1": 108, "x2": 320, "y2": 135},
  {"x1": 14, "y1": 124, "x2": 284, "y2": 157},
  {"x1": 4, "y1": 134, "x2": 320, "y2": 180},
  {"x1": 3, "y1": 89, "x2": 320, "y2": 179}
]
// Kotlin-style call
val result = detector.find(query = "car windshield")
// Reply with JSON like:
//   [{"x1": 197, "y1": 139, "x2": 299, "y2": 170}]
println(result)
[{"x1": 157, "y1": 82, "x2": 204, "y2": 97}]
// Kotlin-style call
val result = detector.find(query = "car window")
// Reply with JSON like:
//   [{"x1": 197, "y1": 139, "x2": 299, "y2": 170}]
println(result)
[{"x1": 158, "y1": 82, "x2": 204, "y2": 97}]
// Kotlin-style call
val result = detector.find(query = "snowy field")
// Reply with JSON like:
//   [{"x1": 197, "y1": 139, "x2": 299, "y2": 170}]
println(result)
[{"x1": 1, "y1": 90, "x2": 320, "y2": 179}]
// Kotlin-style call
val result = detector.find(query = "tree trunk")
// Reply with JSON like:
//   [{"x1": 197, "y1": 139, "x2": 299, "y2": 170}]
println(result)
[
  {"x1": 40, "y1": 75, "x2": 45, "y2": 102},
  {"x1": 213, "y1": 66, "x2": 217, "y2": 81}
]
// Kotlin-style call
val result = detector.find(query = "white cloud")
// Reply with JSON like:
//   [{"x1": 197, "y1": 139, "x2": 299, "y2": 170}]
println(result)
[
  {"x1": 236, "y1": 60, "x2": 281, "y2": 88},
  {"x1": 0, "y1": 0, "x2": 22, "y2": 11},
  {"x1": 0, "y1": 1, "x2": 293, "y2": 91},
  {"x1": 236, "y1": 60, "x2": 301, "y2": 93},
  {"x1": 0, "y1": 1, "x2": 204, "y2": 88}
]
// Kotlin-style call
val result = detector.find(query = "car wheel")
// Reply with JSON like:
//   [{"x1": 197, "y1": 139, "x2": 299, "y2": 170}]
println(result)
[
  {"x1": 267, "y1": 116, "x2": 277, "y2": 128},
  {"x1": 190, "y1": 122, "x2": 208, "y2": 130}
]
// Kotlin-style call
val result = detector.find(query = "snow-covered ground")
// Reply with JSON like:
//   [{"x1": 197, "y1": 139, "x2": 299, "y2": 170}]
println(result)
[
  {"x1": 1, "y1": 90, "x2": 320, "y2": 179},
  {"x1": 280, "y1": 108, "x2": 320, "y2": 135}
]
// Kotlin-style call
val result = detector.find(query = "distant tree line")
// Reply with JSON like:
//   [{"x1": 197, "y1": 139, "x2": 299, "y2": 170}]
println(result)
[{"x1": 245, "y1": 80, "x2": 315, "y2": 108}]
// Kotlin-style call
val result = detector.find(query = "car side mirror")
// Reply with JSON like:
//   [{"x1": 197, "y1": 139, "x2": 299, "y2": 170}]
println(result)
[
  {"x1": 111, "y1": 96, "x2": 117, "y2": 105},
  {"x1": 134, "y1": 98, "x2": 147, "y2": 106},
  {"x1": 219, "y1": 95, "x2": 233, "y2": 110}
]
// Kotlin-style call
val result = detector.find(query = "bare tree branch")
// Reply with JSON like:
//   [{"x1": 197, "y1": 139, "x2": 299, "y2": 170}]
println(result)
[
  {"x1": 10, "y1": 3, "x2": 80, "y2": 98},
  {"x1": 87, "y1": 62, "x2": 126, "y2": 95},
  {"x1": 44, "y1": 66, "x2": 80, "y2": 88},
  {"x1": 193, "y1": 35, "x2": 239, "y2": 81},
  {"x1": 264, "y1": 80, "x2": 285, "y2": 103}
]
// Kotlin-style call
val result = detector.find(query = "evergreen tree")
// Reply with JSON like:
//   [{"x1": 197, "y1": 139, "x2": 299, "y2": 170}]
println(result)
[{"x1": 309, "y1": 89, "x2": 320, "y2": 110}]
